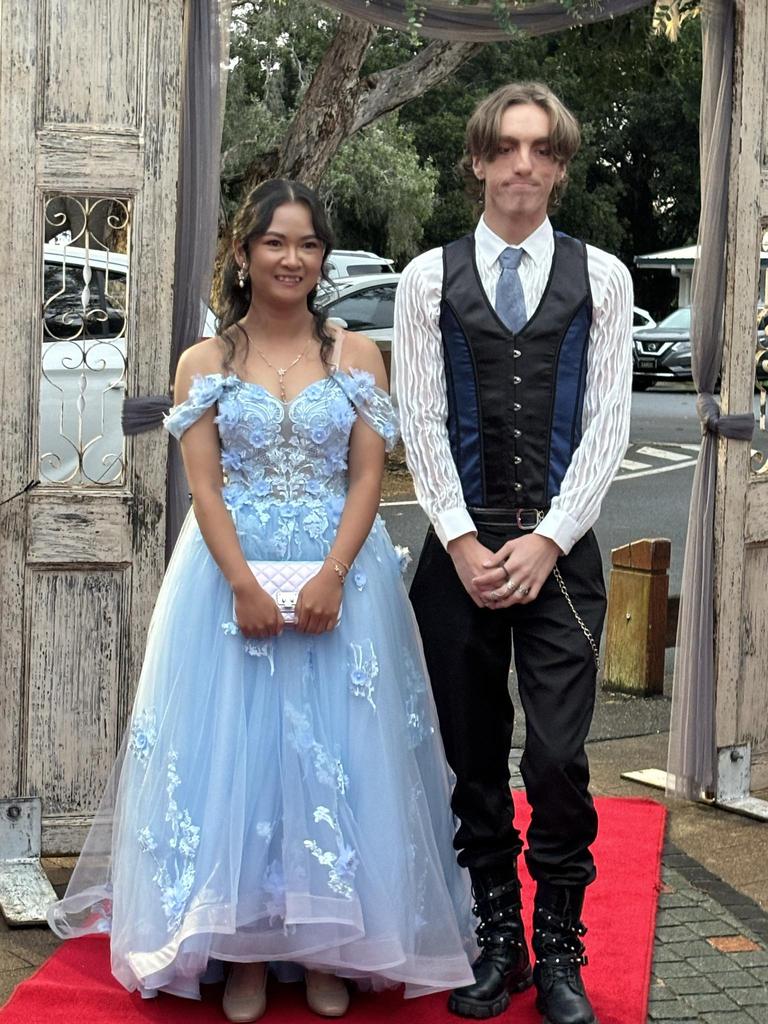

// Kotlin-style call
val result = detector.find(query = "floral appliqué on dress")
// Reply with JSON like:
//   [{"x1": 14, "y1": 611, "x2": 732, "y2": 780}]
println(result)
[
  {"x1": 348, "y1": 640, "x2": 378, "y2": 711},
  {"x1": 135, "y1": 749, "x2": 201, "y2": 933},
  {"x1": 304, "y1": 806, "x2": 358, "y2": 900},
  {"x1": 285, "y1": 700, "x2": 350, "y2": 795},
  {"x1": 129, "y1": 708, "x2": 157, "y2": 765}
]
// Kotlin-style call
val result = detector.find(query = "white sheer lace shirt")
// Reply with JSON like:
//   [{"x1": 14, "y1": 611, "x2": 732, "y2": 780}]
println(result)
[{"x1": 391, "y1": 216, "x2": 634, "y2": 555}]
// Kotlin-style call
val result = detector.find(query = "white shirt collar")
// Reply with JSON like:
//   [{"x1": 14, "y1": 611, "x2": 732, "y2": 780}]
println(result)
[{"x1": 475, "y1": 215, "x2": 553, "y2": 269}]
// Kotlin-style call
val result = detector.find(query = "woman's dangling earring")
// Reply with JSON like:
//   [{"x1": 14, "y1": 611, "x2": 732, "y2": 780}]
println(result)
[{"x1": 237, "y1": 264, "x2": 248, "y2": 288}]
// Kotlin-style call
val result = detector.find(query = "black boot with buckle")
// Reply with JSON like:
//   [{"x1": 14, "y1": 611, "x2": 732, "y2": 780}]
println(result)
[
  {"x1": 532, "y1": 882, "x2": 596, "y2": 1024},
  {"x1": 448, "y1": 868, "x2": 532, "y2": 1019}
]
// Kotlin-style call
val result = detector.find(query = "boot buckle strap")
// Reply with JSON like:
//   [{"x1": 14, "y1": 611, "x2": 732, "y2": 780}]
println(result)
[{"x1": 483, "y1": 879, "x2": 522, "y2": 901}]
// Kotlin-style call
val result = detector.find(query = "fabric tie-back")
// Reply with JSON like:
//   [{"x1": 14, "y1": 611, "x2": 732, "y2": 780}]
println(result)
[
  {"x1": 319, "y1": 0, "x2": 652, "y2": 41},
  {"x1": 122, "y1": 0, "x2": 230, "y2": 559},
  {"x1": 666, "y1": 0, "x2": 754, "y2": 801}
]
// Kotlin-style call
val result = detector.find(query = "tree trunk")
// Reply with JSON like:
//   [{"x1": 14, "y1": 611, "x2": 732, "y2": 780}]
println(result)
[
  {"x1": 233, "y1": 16, "x2": 483, "y2": 191},
  {"x1": 273, "y1": 15, "x2": 378, "y2": 189},
  {"x1": 351, "y1": 39, "x2": 482, "y2": 135}
]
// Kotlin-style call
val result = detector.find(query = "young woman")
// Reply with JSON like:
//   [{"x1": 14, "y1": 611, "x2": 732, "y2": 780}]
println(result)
[{"x1": 48, "y1": 179, "x2": 475, "y2": 1021}]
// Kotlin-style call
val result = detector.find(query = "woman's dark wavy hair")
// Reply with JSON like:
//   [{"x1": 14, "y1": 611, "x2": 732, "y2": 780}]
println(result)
[{"x1": 217, "y1": 178, "x2": 337, "y2": 368}]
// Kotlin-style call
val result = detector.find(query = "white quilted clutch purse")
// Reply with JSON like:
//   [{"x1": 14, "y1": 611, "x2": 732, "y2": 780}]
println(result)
[{"x1": 235, "y1": 560, "x2": 342, "y2": 627}]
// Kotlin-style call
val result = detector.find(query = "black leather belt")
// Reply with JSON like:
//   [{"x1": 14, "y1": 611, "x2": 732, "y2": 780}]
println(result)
[{"x1": 468, "y1": 507, "x2": 546, "y2": 530}]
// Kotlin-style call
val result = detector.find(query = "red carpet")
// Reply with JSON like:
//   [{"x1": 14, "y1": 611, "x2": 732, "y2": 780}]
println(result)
[{"x1": 1, "y1": 795, "x2": 665, "y2": 1024}]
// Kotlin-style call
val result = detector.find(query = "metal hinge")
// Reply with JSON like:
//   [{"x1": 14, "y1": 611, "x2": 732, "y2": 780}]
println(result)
[
  {"x1": 715, "y1": 745, "x2": 768, "y2": 822},
  {"x1": 0, "y1": 797, "x2": 58, "y2": 926}
]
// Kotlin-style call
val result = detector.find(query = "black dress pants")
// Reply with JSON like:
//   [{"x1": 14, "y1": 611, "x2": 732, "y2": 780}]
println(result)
[{"x1": 410, "y1": 522, "x2": 606, "y2": 888}]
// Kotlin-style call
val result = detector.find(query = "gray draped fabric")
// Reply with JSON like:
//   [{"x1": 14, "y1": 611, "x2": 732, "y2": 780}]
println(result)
[
  {"x1": 666, "y1": 0, "x2": 754, "y2": 801},
  {"x1": 122, "y1": 0, "x2": 230, "y2": 559},
  {"x1": 319, "y1": 0, "x2": 651, "y2": 41}
]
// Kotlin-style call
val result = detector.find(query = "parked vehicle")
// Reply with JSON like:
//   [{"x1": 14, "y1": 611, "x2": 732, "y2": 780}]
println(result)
[
  {"x1": 633, "y1": 306, "x2": 656, "y2": 331},
  {"x1": 632, "y1": 306, "x2": 691, "y2": 390},
  {"x1": 317, "y1": 273, "x2": 400, "y2": 375},
  {"x1": 324, "y1": 249, "x2": 395, "y2": 280}
]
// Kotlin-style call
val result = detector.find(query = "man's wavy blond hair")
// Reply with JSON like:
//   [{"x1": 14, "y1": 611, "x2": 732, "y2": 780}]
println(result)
[{"x1": 460, "y1": 82, "x2": 581, "y2": 210}]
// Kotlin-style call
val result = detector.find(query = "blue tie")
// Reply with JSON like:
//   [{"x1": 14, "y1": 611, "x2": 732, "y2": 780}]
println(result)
[{"x1": 495, "y1": 247, "x2": 527, "y2": 333}]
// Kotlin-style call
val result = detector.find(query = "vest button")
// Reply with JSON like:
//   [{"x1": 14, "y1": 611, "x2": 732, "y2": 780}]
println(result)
[
  {"x1": 513, "y1": 429, "x2": 522, "y2": 438},
  {"x1": 513, "y1": 376, "x2": 522, "y2": 384},
  {"x1": 514, "y1": 482, "x2": 523, "y2": 492},
  {"x1": 513, "y1": 349, "x2": 521, "y2": 358},
  {"x1": 514, "y1": 456, "x2": 522, "y2": 465},
  {"x1": 513, "y1": 403, "x2": 522, "y2": 411}
]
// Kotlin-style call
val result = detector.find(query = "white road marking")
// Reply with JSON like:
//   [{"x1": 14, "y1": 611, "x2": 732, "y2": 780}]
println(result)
[
  {"x1": 614, "y1": 459, "x2": 697, "y2": 481},
  {"x1": 635, "y1": 445, "x2": 693, "y2": 462},
  {"x1": 620, "y1": 458, "x2": 652, "y2": 471},
  {"x1": 381, "y1": 499, "x2": 421, "y2": 507}
]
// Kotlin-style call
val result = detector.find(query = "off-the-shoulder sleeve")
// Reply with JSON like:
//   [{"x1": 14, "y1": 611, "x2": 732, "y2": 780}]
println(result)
[
  {"x1": 163, "y1": 373, "x2": 232, "y2": 440},
  {"x1": 333, "y1": 368, "x2": 399, "y2": 452}
]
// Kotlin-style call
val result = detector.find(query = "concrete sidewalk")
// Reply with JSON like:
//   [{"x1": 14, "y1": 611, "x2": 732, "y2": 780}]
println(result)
[{"x1": 1, "y1": 726, "x2": 767, "y2": 1022}]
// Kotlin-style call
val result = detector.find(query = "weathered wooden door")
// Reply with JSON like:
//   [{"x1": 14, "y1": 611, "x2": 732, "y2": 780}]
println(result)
[
  {"x1": 0, "y1": 0, "x2": 184, "y2": 853},
  {"x1": 715, "y1": 0, "x2": 768, "y2": 807}
]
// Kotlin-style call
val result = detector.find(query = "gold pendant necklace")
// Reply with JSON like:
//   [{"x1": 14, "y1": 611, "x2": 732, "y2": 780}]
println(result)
[{"x1": 238, "y1": 324, "x2": 313, "y2": 403}]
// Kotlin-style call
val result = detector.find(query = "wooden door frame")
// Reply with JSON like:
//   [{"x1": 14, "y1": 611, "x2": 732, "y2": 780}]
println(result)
[
  {"x1": 0, "y1": 0, "x2": 185, "y2": 855},
  {"x1": 713, "y1": 0, "x2": 768, "y2": 811}
]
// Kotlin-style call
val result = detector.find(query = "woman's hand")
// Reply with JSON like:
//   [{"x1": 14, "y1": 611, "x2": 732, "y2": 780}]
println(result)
[
  {"x1": 294, "y1": 564, "x2": 343, "y2": 634},
  {"x1": 233, "y1": 577, "x2": 284, "y2": 639}
]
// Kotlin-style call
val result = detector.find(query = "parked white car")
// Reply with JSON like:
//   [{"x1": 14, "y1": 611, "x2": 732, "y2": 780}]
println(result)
[
  {"x1": 325, "y1": 249, "x2": 395, "y2": 280},
  {"x1": 317, "y1": 273, "x2": 400, "y2": 366}
]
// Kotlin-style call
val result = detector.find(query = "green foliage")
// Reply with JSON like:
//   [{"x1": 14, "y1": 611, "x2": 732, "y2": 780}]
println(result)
[{"x1": 322, "y1": 116, "x2": 439, "y2": 264}]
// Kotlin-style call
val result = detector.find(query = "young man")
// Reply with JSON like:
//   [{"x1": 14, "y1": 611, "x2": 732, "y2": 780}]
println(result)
[{"x1": 392, "y1": 82, "x2": 633, "y2": 1023}]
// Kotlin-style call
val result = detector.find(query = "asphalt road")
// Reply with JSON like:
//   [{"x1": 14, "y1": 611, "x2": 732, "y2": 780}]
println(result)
[{"x1": 381, "y1": 383, "x2": 701, "y2": 598}]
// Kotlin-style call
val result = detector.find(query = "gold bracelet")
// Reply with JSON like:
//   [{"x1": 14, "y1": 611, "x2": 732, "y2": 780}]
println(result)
[
  {"x1": 325, "y1": 557, "x2": 347, "y2": 584},
  {"x1": 327, "y1": 553, "x2": 351, "y2": 573}
]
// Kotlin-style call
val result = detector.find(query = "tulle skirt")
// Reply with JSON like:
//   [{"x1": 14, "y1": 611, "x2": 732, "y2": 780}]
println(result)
[{"x1": 48, "y1": 504, "x2": 476, "y2": 1000}]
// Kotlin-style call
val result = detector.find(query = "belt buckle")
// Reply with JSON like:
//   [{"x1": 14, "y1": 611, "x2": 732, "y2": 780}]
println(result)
[{"x1": 516, "y1": 508, "x2": 541, "y2": 530}]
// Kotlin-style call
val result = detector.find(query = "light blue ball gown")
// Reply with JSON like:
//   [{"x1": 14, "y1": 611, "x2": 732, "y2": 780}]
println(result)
[{"x1": 48, "y1": 366, "x2": 476, "y2": 1001}]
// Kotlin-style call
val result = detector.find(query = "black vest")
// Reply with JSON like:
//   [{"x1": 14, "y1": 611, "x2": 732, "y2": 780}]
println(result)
[{"x1": 439, "y1": 231, "x2": 592, "y2": 510}]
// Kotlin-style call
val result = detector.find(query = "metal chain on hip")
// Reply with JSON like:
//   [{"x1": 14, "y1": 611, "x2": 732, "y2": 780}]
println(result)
[{"x1": 552, "y1": 565, "x2": 600, "y2": 671}]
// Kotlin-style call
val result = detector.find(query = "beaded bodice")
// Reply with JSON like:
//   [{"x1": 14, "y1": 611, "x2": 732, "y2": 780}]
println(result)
[{"x1": 165, "y1": 369, "x2": 398, "y2": 517}]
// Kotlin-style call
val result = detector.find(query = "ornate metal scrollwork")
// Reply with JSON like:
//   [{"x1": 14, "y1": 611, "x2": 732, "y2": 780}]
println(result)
[
  {"x1": 39, "y1": 194, "x2": 131, "y2": 486},
  {"x1": 751, "y1": 227, "x2": 768, "y2": 474},
  {"x1": 752, "y1": 344, "x2": 768, "y2": 475}
]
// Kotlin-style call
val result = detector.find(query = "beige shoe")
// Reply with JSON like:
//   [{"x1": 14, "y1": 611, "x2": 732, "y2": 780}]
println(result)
[
  {"x1": 305, "y1": 970, "x2": 350, "y2": 1017},
  {"x1": 222, "y1": 962, "x2": 268, "y2": 1022}
]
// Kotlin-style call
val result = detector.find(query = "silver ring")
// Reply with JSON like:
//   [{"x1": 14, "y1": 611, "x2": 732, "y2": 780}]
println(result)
[
  {"x1": 505, "y1": 579, "x2": 516, "y2": 594},
  {"x1": 501, "y1": 563, "x2": 511, "y2": 581},
  {"x1": 517, "y1": 585, "x2": 531, "y2": 596}
]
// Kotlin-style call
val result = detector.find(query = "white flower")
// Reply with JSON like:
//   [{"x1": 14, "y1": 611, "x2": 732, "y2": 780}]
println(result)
[
  {"x1": 394, "y1": 545, "x2": 412, "y2": 574},
  {"x1": 137, "y1": 826, "x2": 157, "y2": 853}
]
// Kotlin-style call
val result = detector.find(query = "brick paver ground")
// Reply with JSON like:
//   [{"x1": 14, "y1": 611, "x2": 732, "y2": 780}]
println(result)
[{"x1": 649, "y1": 847, "x2": 768, "y2": 1023}]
